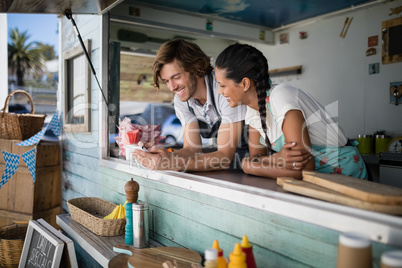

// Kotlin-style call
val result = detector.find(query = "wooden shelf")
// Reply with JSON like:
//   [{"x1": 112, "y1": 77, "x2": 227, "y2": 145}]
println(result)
[
  {"x1": 269, "y1": 65, "x2": 302, "y2": 77},
  {"x1": 56, "y1": 214, "x2": 164, "y2": 267}
]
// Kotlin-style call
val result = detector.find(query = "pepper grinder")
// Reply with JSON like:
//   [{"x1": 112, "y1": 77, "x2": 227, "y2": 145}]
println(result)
[{"x1": 125, "y1": 178, "x2": 139, "y2": 245}]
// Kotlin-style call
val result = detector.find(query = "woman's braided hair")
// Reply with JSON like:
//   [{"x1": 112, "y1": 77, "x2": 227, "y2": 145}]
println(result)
[{"x1": 215, "y1": 43, "x2": 272, "y2": 152}]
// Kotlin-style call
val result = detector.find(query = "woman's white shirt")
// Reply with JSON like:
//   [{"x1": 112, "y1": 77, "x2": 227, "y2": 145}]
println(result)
[{"x1": 245, "y1": 84, "x2": 348, "y2": 147}]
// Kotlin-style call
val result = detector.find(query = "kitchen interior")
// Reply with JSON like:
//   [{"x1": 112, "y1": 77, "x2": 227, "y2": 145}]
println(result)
[
  {"x1": 1, "y1": 0, "x2": 402, "y2": 267},
  {"x1": 107, "y1": 0, "x2": 402, "y2": 187}
]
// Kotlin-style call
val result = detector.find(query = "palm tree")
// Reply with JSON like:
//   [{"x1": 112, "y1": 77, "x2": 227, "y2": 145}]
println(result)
[
  {"x1": 8, "y1": 28, "x2": 44, "y2": 86},
  {"x1": 37, "y1": 43, "x2": 57, "y2": 61}
]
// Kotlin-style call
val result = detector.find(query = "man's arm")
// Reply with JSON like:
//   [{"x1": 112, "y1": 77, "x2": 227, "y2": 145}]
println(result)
[
  {"x1": 175, "y1": 120, "x2": 243, "y2": 171},
  {"x1": 134, "y1": 121, "x2": 243, "y2": 171},
  {"x1": 173, "y1": 121, "x2": 203, "y2": 156}
]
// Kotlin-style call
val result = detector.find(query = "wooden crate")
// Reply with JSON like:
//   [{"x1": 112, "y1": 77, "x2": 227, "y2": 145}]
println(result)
[
  {"x1": 0, "y1": 139, "x2": 61, "y2": 227},
  {"x1": 0, "y1": 206, "x2": 61, "y2": 228},
  {"x1": 0, "y1": 139, "x2": 60, "y2": 168}
]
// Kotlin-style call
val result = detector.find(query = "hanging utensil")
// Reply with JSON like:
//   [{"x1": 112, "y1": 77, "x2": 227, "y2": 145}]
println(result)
[
  {"x1": 342, "y1": 17, "x2": 353, "y2": 38},
  {"x1": 340, "y1": 17, "x2": 349, "y2": 37}
]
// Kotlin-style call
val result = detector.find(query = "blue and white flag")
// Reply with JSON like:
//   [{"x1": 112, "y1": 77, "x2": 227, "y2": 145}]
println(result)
[
  {"x1": 22, "y1": 148, "x2": 36, "y2": 183},
  {"x1": 48, "y1": 111, "x2": 60, "y2": 137},
  {"x1": 0, "y1": 151, "x2": 20, "y2": 189},
  {"x1": 15, "y1": 128, "x2": 46, "y2": 146}
]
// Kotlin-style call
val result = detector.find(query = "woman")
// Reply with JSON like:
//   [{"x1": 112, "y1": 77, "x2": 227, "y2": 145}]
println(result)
[{"x1": 215, "y1": 43, "x2": 367, "y2": 180}]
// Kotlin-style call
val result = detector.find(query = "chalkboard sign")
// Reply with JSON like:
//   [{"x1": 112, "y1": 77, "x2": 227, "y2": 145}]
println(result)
[
  {"x1": 19, "y1": 220, "x2": 64, "y2": 268},
  {"x1": 37, "y1": 219, "x2": 78, "y2": 268}
]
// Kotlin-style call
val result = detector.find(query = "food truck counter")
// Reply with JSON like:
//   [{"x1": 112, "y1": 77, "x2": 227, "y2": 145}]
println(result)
[{"x1": 101, "y1": 159, "x2": 402, "y2": 248}]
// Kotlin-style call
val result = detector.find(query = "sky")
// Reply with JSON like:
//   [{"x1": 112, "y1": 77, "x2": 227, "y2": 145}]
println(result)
[{"x1": 7, "y1": 14, "x2": 59, "y2": 56}]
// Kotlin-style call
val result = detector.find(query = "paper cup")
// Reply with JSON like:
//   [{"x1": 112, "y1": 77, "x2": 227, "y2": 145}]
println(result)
[
  {"x1": 336, "y1": 232, "x2": 372, "y2": 268},
  {"x1": 127, "y1": 130, "x2": 140, "y2": 144},
  {"x1": 381, "y1": 251, "x2": 402, "y2": 268},
  {"x1": 125, "y1": 144, "x2": 148, "y2": 162}
]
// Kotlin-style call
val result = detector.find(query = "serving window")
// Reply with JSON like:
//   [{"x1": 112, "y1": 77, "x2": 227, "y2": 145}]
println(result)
[{"x1": 107, "y1": 20, "x2": 233, "y2": 160}]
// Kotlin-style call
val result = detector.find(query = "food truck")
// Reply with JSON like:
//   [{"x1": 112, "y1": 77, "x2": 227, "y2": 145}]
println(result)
[{"x1": 1, "y1": 0, "x2": 402, "y2": 267}]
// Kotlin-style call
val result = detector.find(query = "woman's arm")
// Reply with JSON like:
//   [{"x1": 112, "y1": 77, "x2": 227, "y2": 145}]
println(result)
[
  {"x1": 248, "y1": 125, "x2": 267, "y2": 158},
  {"x1": 281, "y1": 109, "x2": 315, "y2": 172},
  {"x1": 242, "y1": 110, "x2": 314, "y2": 179}
]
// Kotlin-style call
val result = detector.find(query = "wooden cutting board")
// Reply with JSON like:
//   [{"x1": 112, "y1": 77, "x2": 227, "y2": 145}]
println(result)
[
  {"x1": 280, "y1": 179, "x2": 402, "y2": 215},
  {"x1": 302, "y1": 171, "x2": 402, "y2": 205},
  {"x1": 108, "y1": 244, "x2": 202, "y2": 268}
]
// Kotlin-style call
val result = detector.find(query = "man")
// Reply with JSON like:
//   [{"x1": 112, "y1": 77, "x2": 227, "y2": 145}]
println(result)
[{"x1": 134, "y1": 39, "x2": 247, "y2": 171}]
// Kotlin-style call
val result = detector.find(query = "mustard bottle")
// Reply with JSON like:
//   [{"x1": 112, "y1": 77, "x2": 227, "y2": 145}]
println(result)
[
  {"x1": 213, "y1": 240, "x2": 228, "y2": 268},
  {"x1": 228, "y1": 243, "x2": 246, "y2": 268}
]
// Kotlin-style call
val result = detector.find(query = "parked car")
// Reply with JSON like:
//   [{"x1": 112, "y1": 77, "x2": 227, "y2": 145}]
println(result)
[
  {"x1": 125, "y1": 103, "x2": 176, "y2": 126},
  {"x1": 161, "y1": 115, "x2": 183, "y2": 146},
  {"x1": 161, "y1": 114, "x2": 212, "y2": 146},
  {"x1": 8, "y1": 103, "x2": 30, "y2": 113},
  {"x1": 111, "y1": 102, "x2": 213, "y2": 147},
  {"x1": 111, "y1": 102, "x2": 176, "y2": 144}
]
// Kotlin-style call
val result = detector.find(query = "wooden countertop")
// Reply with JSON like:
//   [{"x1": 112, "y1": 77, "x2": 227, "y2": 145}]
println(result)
[
  {"x1": 56, "y1": 214, "x2": 163, "y2": 267},
  {"x1": 189, "y1": 169, "x2": 288, "y2": 192}
]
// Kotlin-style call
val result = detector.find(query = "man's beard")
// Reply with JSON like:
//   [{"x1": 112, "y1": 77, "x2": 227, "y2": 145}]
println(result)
[{"x1": 179, "y1": 73, "x2": 198, "y2": 102}]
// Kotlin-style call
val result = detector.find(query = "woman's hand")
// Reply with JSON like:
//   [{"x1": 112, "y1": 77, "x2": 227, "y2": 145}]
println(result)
[{"x1": 275, "y1": 142, "x2": 311, "y2": 170}]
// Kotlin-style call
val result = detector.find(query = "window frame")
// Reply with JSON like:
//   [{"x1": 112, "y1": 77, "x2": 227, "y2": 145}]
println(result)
[{"x1": 63, "y1": 39, "x2": 92, "y2": 133}]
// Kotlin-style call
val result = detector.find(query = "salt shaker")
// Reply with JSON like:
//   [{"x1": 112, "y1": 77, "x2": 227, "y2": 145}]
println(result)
[{"x1": 132, "y1": 202, "x2": 149, "y2": 248}]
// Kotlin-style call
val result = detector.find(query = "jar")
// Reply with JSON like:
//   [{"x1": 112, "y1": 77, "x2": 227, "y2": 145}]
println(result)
[
  {"x1": 381, "y1": 250, "x2": 402, "y2": 268},
  {"x1": 375, "y1": 135, "x2": 390, "y2": 155},
  {"x1": 357, "y1": 135, "x2": 373, "y2": 155},
  {"x1": 336, "y1": 232, "x2": 372, "y2": 268}
]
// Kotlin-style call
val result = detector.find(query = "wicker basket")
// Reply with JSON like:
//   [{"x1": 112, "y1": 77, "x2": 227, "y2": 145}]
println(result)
[
  {"x1": 0, "y1": 90, "x2": 46, "y2": 140},
  {"x1": 0, "y1": 223, "x2": 28, "y2": 268},
  {"x1": 67, "y1": 197, "x2": 126, "y2": 237}
]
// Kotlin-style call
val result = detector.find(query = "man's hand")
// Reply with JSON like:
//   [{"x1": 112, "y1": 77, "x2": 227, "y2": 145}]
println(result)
[
  {"x1": 275, "y1": 142, "x2": 311, "y2": 170},
  {"x1": 133, "y1": 146, "x2": 171, "y2": 170}
]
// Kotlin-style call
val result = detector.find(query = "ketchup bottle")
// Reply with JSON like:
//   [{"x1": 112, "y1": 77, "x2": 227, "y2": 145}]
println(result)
[{"x1": 241, "y1": 235, "x2": 257, "y2": 268}]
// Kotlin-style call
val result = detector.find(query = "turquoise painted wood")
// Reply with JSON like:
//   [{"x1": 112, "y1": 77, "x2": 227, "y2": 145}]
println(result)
[{"x1": 62, "y1": 153, "x2": 401, "y2": 267}]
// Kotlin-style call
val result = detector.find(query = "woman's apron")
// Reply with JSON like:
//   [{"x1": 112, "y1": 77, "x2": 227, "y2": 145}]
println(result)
[
  {"x1": 260, "y1": 90, "x2": 368, "y2": 180},
  {"x1": 186, "y1": 73, "x2": 248, "y2": 170}
]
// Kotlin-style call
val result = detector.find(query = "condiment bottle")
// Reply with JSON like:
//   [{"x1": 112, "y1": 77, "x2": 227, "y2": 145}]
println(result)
[
  {"x1": 336, "y1": 232, "x2": 372, "y2": 268},
  {"x1": 124, "y1": 178, "x2": 139, "y2": 245},
  {"x1": 228, "y1": 243, "x2": 246, "y2": 268},
  {"x1": 381, "y1": 250, "x2": 402, "y2": 268},
  {"x1": 204, "y1": 248, "x2": 218, "y2": 268},
  {"x1": 212, "y1": 240, "x2": 227, "y2": 268},
  {"x1": 241, "y1": 235, "x2": 257, "y2": 268}
]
